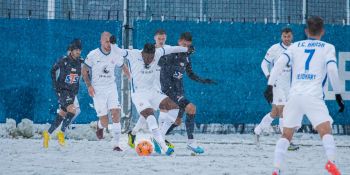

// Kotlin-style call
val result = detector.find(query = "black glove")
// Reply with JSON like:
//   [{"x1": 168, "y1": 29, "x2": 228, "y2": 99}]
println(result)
[
  {"x1": 202, "y1": 79, "x2": 217, "y2": 85},
  {"x1": 188, "y1": 45, "x2": 195, "y2": 55},
  {"x1": 110, "y1": 35, "x2": 117, "y2": 44},
  {"x1": 335, "y1": 94, "x2": 345, "y2": 112},
  {"x1": 264, "y1": 85, "x2": 273, "y2": 104}
]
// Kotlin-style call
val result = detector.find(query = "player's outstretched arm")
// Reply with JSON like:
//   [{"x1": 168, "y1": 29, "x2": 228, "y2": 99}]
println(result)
[
  {"x1": 160, "y1": 45, "x2": 188, "y2": 56},
  {"x1": 186, "y1": 61, "x2": 217, "y2": 84},
  {"x1": 327, "y1": 62, "x2": 345, "y2": 112}
]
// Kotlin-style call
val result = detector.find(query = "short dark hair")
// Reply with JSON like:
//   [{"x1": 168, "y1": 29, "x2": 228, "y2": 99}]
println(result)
[
  {"x1": 68, "y1": 38, "x2": 82, "y2": 51},
  {"x1": 307, "y1": 16, "x2": 324, "y2": 35},
  {"x1": 281, "y1": 27, "x2": 292, "y2": 34},
  {"x1": 143, "y1": 43, "x2": 155, "y2": 54},
  {"x1": 179, "y1": 32, "x2": 192, "y2": 41},
  {"x1": 155, "y1": 29, "x2": 166, "y2": 36}
]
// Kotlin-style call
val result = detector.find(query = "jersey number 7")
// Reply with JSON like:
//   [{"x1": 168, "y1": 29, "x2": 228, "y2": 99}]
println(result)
[{"x1": 304, "y1": 49, "x2": 315, "y2": 71}]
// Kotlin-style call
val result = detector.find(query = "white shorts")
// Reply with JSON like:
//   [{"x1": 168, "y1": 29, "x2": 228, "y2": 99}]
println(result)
[
  {"x1": 273, "y1": 85, "x2": 289, "y2": 105},
  {"x1": 283, "y1": 95, "x2": 333, "y2": 129},
  {"x1": 93, "y1": 86, "x2": 121, "y2": 117},
  {"x1": 131, "y1": 90, "x2": 168, "y2": 113}
]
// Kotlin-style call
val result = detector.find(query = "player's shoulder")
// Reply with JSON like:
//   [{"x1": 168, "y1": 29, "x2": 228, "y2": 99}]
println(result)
[
  {"x1": 87, "y1": 48, "x2": 100, "y2": 59},
  {"x1": 267, "y1": 43, "x2": 282, "y2": 52}
]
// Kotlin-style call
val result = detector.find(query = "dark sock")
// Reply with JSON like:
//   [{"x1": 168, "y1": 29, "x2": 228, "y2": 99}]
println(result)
[
  {"x1": 165, "y1": 107, "x2": 185, "y2": 135},
  {"x1": 61, "y1": 112, "x2": 75, "y2": 132},
  {"x1": 48, "y1": 114, "x2": 64, "y2": 134},
  {"x1": 166, "y1": 124, "x2": 178, "y2": 135},
  {"x1": 185, "y1": 114, "x2": 195, "y2": 139}
]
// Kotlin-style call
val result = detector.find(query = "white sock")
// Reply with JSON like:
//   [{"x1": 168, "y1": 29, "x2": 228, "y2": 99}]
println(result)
[
  {"x1": 187, "y1": 139, "x2": 197, "y2": 147},
  {"x1": 159, "y1": 112, "x2": 174, "y2": 138},
  {"x1": 322, "y1": 134, "x2": 336, "y2": 162},
  {"x1": 167, "y1": 109, "x2": 179, "y2": 119},
  {"x1": 111, "y1": 122, "x2": 121, "y2": 147},
  {"x1": 132, "y1": 116, "x2": 146, "y2": 135},
  {"x1": 279, "y1": 118, "x2": 284, "y2": 134},
  {"x1": 98, "y1": 120, "x2": 105, "y2": 129},
  {"x1": 273, "y1": 138, "x2": 290, "y2": 169},
  {"x1": 146, "y1": 115, "x2": 167, "y2": 151},
  {"x1": 256, "y1": 113, "x2": 274, "y2": 135}
]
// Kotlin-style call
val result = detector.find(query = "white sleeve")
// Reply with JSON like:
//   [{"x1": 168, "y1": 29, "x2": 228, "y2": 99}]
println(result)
[
  {"x1": 268, "y1": 53, "x2": 290, "y2": 85},
  {"x1": 264, "y1": 46, "x2": 275, "y2": 64},
  {"x1": 84, "y1": 52, "x2": 94, "y2": 68},
  {"x1": 157, "y1": 46, "x2": 188, "y2": 56},
  {"x1": 261, "y1": 59, "x2": 270, "y2": 77},
  {"x1": 327, "y1": 58, "x2": 342, "y2": 94},
  {"x1": 112, "y1": 44, "x2": 128, "y2": 57}
]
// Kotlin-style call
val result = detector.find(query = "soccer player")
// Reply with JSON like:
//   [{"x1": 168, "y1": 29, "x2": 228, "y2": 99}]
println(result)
[
  {"x1": 254, "y1": 28, "x2": 299, "y2": 150},
  {"x1": 158, "y1": 32, "x2": 216, "y2": 154},
  {"x1": 43, "y1": 39, "x2": 83, "y2": 148},
  {"x1": 264, "y1": 16, "x2": 345, "y2": 175},
  {"x1": 127, "y1": 29, "x2": 168, "y2": 145},
  {"x1": 118, "y1": 42, "x2": 191, "y2": 155},
  {"x1": 82, "y1": 32, "x2": 130, "y2": 151}
]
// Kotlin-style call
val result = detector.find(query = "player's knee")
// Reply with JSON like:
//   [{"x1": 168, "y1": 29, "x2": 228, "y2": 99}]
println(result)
[
  {"x1": 66, "y1": 105, "x2": 76, "y2": 114},
  {"x1": 140, "y1": 108, "x2": 154, "y2": 118},
  {"x1": 316, "y1": 121, "x2": 332, "y2": 138},
  {"x1": 111, "y1": 108, "x2": 121, "y2": 123},
  {"x1": 281, "y1": 128, "x2": 294, "y2": 141},
  {"x1": 58, "y1": 110, "x2": 67, "y2": 117},
  {"x1": 159, "y1": 97, "x2": 179, "y2": 111},
  {"x1": 185, "y1": 103, "x2": 196, "y2": 115},
  {"x1": 100, "y1": 116, "x2": 109, "y2": 128}
]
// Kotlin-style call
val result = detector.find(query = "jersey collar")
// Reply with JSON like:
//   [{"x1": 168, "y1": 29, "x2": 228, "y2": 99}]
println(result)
[
  {"x1": 99, "y1": 47, "x2": 111, "y2": 56},
  {"x1": 279, "y1": 42, "x2": 287, "y2": 50}
]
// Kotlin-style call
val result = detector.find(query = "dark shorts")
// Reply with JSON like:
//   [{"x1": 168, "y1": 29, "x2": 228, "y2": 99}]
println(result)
[
  {"x1": 165, "y1": 91, "x2": 191, "y2": 109},
  {"x1": 58, "y1": 91, "x2": 75, "y2": 111}
]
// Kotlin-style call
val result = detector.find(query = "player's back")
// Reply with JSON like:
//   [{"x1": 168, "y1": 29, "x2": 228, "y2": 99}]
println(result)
[{"x1": 287, "y1": 39, "x2": 336, "y2": 99}]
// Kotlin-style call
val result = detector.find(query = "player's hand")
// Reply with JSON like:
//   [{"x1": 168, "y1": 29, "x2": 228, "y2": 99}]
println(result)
[
  {"x1": 335, "y1": 94, "x2": 345, "y2": 112},
  {"x1": 203, "y1": 79, "x2": 217, "y2": 85},
  {"x1": 187, "y1": 45, "x2": 195, "y2": 55},
  {"x1": 110, "y1": 35, "x2": 117, "y2": 44},
  {"x1": 175, "y1": 117, "x2": 182, "y2": 125},
  {"x1": 264, "y1": 85, "x2": 273, "y2": 104},
  {"x1": 88, "y1": 86, "x2": 95, "y2": 97}
]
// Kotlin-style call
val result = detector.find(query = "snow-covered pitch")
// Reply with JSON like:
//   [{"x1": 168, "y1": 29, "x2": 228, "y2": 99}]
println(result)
[{"x1": 1, "y1": 119, "x2": 350, "y2": 175}]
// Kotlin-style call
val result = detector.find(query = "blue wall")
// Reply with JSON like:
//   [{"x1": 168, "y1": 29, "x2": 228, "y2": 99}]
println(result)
[
  {"x1": 133, "y1": 21, "x2": 350, "y2": 124},
  {"x1": 0, "y1": 19, "x2": 122, "y2": 124},
  {"x1": 0, "y1": 19, "x2": 349, "y2": 124}
]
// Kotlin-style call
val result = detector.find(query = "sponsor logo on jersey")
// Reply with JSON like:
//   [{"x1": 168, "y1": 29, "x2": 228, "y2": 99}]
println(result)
[
  {"x1": 173, "y1": 71, "x2": 183, "y2": 79},
  {"x1": 65, "y1": 73, "x2": 79, "y2": 84},
  {"x1": 297, "y1": 73, "x2": 316, "y2": 80},
  {"x1": 103, "y1": 66, "x2": 110, "y2": 74}
]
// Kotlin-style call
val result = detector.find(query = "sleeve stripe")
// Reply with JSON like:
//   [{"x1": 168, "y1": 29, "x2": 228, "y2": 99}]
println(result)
[
  {"x1": 326, "y1": 60, "x2": 337, "y2": 65},
  {"x1": 263, "y1": 58, "x2": 271, "y2": 63},
  {"x1": 161, "y1": 47, "x2": 165, "y2": 56},
  {"x1": 123, "y1": 50, "x2": 128, "y2": 58},
  {"x1": 119, "y1": 63, "x2": 124, "y2": 68},
  {"x1": 83, "y1": 62, "x2": 92, "y2": 69},
  {"x1": 283, "y1": 53, "x2": 291, "y2": 66}
]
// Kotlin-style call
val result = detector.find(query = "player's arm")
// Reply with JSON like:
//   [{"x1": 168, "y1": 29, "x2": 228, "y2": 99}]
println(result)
[
  {"x1": 157, "y1": 45, "x2": 188, "y2": 57},
  {"x1": 50, "y1": 59, "x2": 62, "y2": 95},
  {"x1": 122, "y1": 64, "x2": 131, "y2": 80},
  {"x1": 326, "y1": 46, "x2": 345, "y2": 112},
  {"x1": 264, "y1": 53, "x2": 290, "y2": 103},
  {"x1": 186, "y1": 60, "x2": 217, "y2": 84},
  {"x1": 82, "y1": 62, "x2": 95, "y2": 97},
  {"x1": 261, "y1": 59, "x2": 271, "y2": 79},
  {"x1": 110, "y1": 35, "x2": 129, "y2": 57},
  {"x1": 261, "y1": 47, "x2": 274, "y2": 79}
]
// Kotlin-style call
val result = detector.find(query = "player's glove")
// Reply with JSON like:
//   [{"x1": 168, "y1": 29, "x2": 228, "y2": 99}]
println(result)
[
  {"x1": 202, "y1": 79, "x2": 217, "y2": 85},
  {"x1": 264, "y1": 85, "x2": 273, "y2": 104},
  {"x1": 110, "y1": 35, "x2": 117, "y2": 44},
  {"x1": 188, "y1": 45, "x2": 195, "y2": 55},
  {"x1": 335, "y1": 94, "x2": 345, "y2": 112}
]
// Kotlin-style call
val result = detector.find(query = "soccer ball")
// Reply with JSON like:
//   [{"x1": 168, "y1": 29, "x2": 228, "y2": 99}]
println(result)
[{"x1": 136, "y1": 140, "x2": 153, "y2": 156}]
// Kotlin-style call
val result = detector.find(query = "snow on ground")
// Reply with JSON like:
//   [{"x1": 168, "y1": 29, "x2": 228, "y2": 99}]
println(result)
[{"x1": 0, "y1": 121, "x2": 350, "y2": 175}]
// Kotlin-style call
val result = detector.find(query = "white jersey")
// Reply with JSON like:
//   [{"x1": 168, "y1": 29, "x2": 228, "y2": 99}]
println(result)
[
  {"x1": 271, "y1": 39, "x2": 337, "y2": 99},
  {"x1": 123, "y1": 46, "x2": 188, "y2": 93},
  {"x1": 85, "y1": 47, "x2": 124, "y2": 88},
  {"x1": 264, "y1": 42, "x2": 291, "y2": 88}
]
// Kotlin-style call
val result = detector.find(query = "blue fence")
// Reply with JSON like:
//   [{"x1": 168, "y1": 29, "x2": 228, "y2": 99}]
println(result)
[{"x1": 0, "y1": 19, "x2": 349, "y2": 124}]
